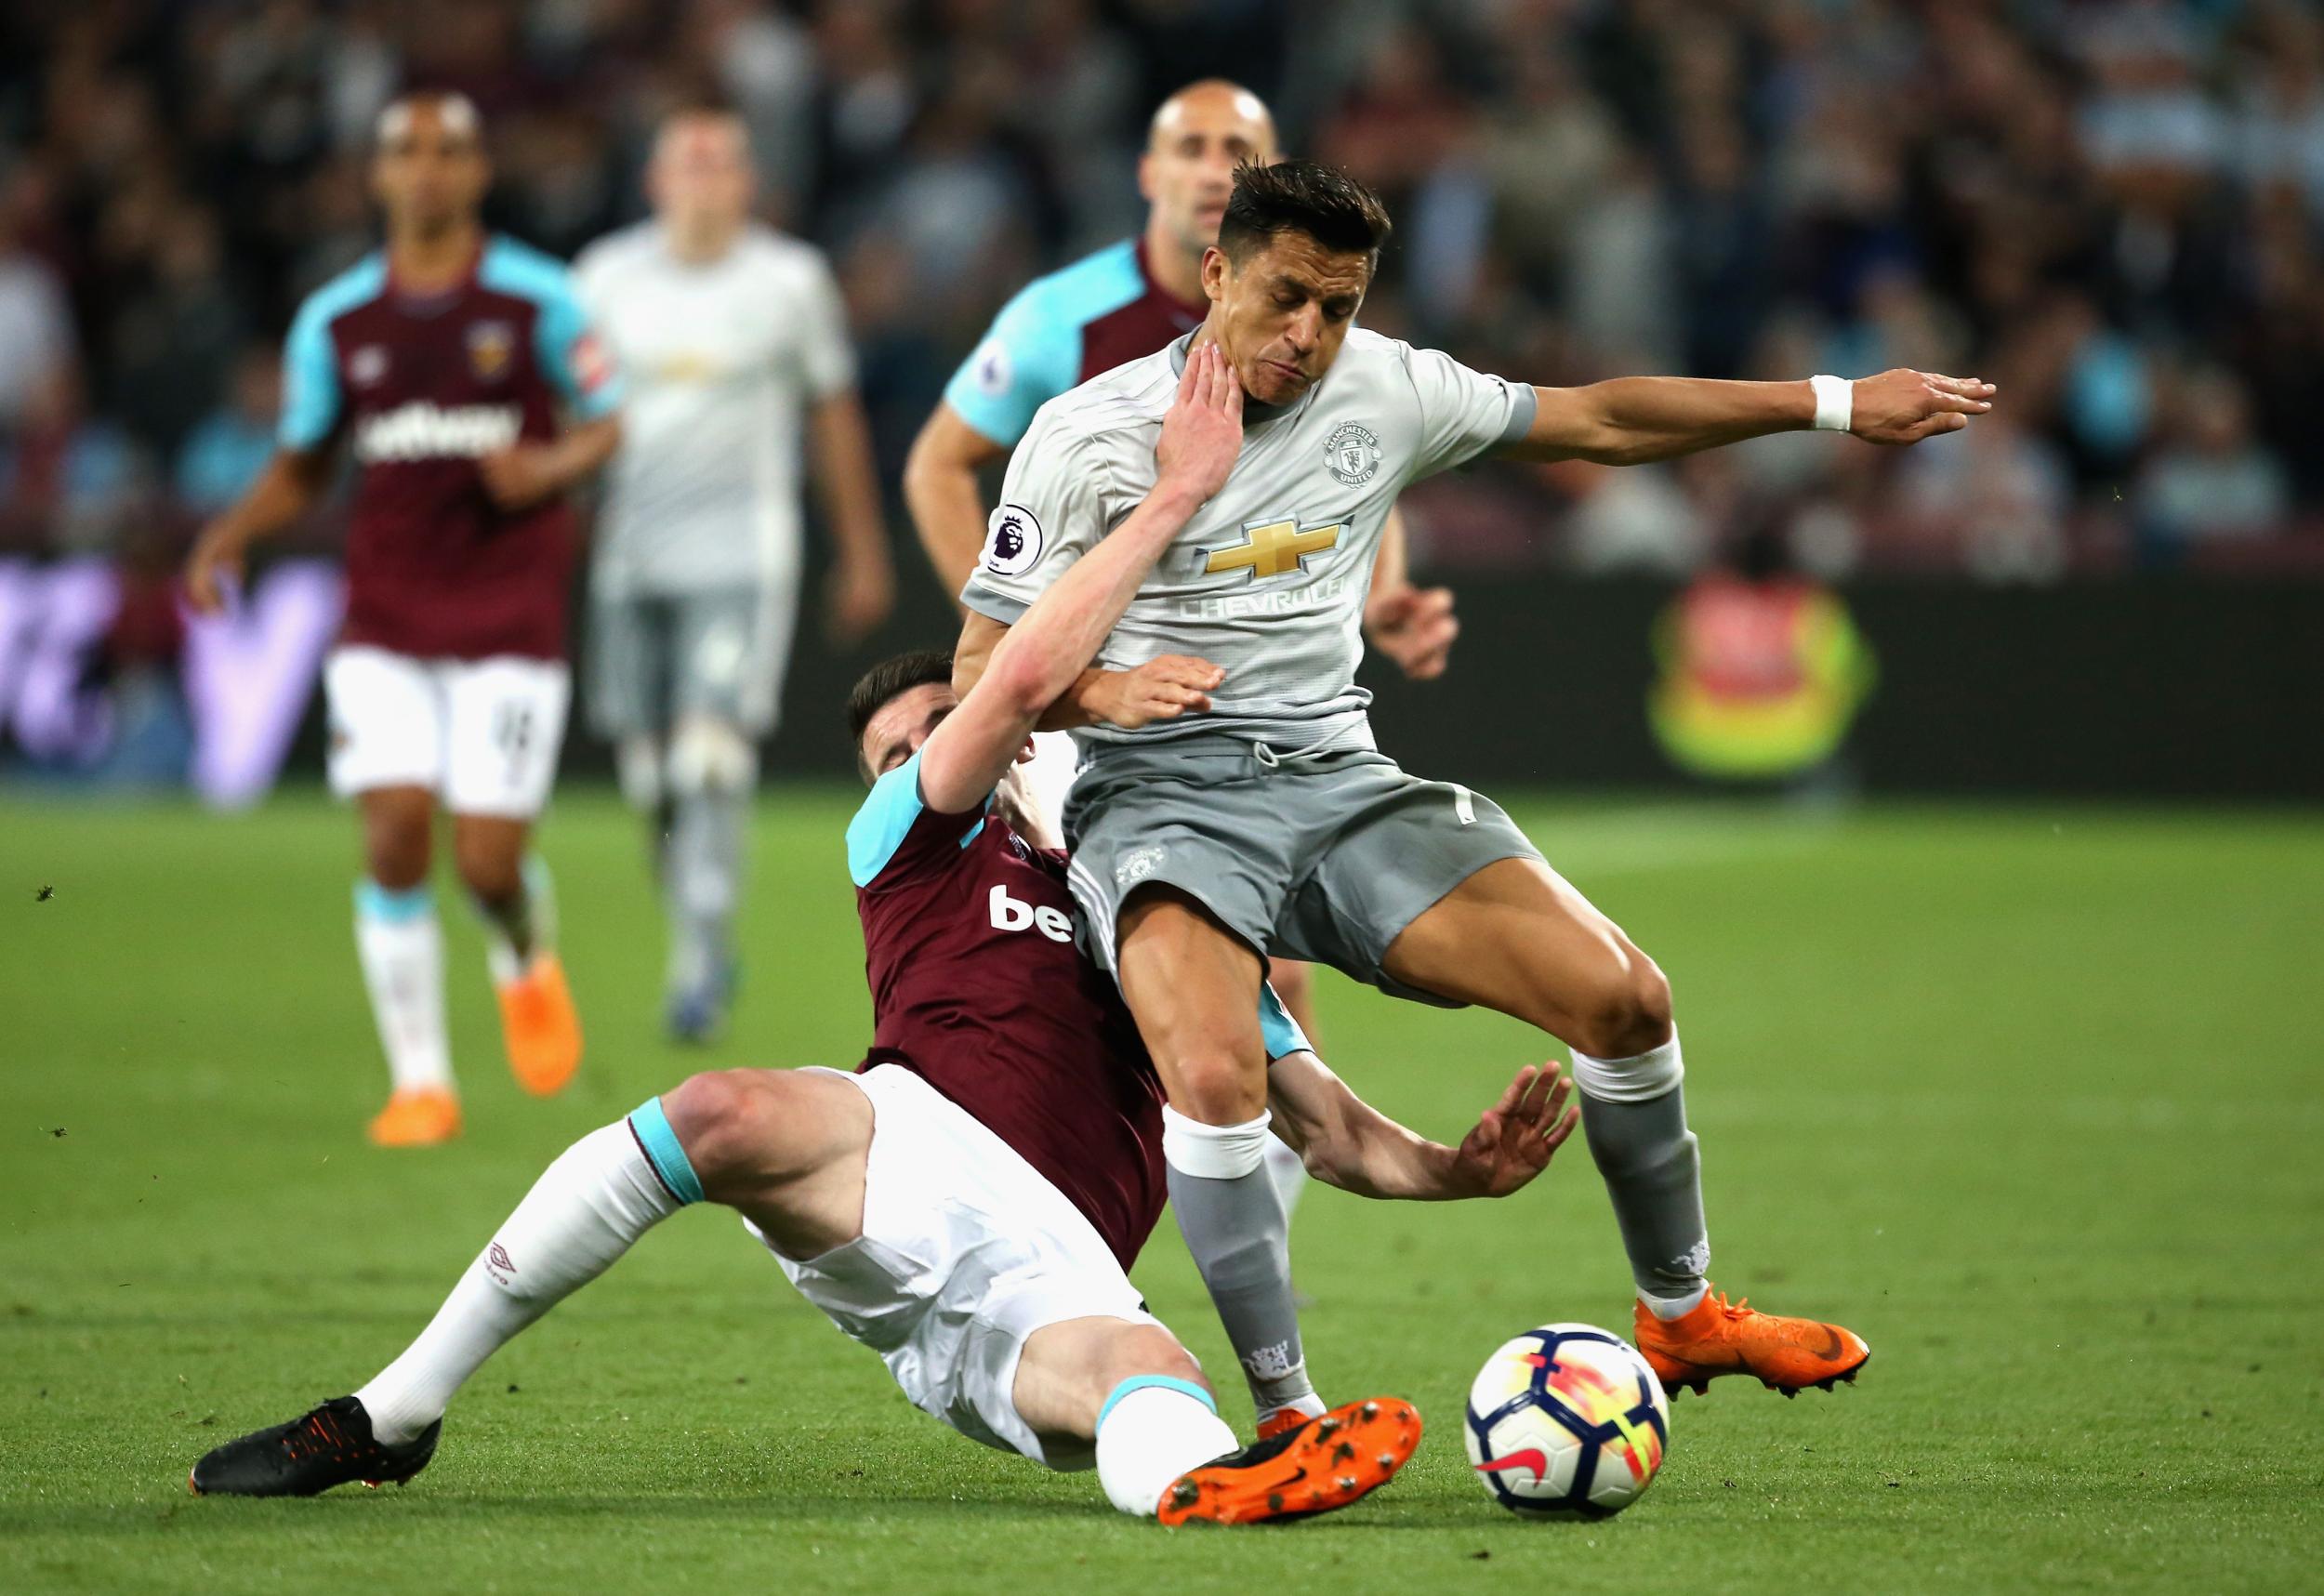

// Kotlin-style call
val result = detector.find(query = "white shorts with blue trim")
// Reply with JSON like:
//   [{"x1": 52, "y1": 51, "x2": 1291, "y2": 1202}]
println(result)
[
  {"x1": 746, "y1": 1064, "x2": 1160, "y2": 1471},
  {"x1": 324, "y1": 646, "x2": 569, "y2": 818}
]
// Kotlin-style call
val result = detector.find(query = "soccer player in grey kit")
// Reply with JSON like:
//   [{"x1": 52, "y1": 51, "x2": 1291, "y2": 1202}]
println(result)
[{"x1": 956, "y1": 160, "x2": 1999, "y2": 1429}]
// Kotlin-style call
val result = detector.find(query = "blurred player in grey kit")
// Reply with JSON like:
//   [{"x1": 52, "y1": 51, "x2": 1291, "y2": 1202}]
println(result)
[{"x1": 575, "y1": 107, "x2": 894, "y2": 1041}]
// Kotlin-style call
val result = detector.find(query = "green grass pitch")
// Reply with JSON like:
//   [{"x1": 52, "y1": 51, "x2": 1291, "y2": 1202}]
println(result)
[{"x1": 3, "y1": 788, "x2": 2318, "y2": 1593}]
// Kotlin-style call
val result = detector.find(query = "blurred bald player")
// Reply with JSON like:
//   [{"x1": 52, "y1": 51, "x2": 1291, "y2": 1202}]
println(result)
[
  {"x1": 903, "y1": 85, "x2": 1459, "y2": 1232},
  {"x1": 574, "y1": 107, "x2": 894, "y2": 1044}
]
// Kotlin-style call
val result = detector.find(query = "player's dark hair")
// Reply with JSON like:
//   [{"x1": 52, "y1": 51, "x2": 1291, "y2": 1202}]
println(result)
[
  {"x1": 846, "y1": 648, "x2": 957, "y2": 780},
  {"x1": 1217, "y1": 159, "x2": 1392, "y2": 268}
]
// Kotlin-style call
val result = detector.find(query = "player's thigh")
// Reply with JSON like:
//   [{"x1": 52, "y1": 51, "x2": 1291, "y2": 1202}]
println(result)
[
  {"x1": 324, "y1": 646, "x2": 444, "y2": 804},
  {"x1": 1380, "y1": 855, "x2": 1671, "y2": 1053},
  {"x1": 1285, "y1": 761, "x2": 1539, "y2": 983},
  {"x1": 585, "y1": 592, "x2": 668, "y2": 745},
  {"x1": 672, "y1": 583, "x2": 794, "y2": 741},
  {"x1": 1116, "y1": 889, "x2": 1271, "y2": 1120},
  {"x1": 1063, "y1": 750, "x2": 1298, "y2": 987},
  {"x1": 661, "y1": 1066, "x2": 873, "y2": 1257},
  {"x1": 441, "y1": 654, "x2": 571, "y2": 821},
  {"x1": 1012, "y1": 1317, "x2": 1207, "y2": 1442}
]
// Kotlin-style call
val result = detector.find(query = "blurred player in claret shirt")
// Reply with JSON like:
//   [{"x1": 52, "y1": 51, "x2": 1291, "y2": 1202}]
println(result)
[
  {"x1": 903, "y1": 79, "x2": 1459, "y2": 1273},
  {"x1": 185, "y1": 93, "x2": 624, "y2": 1147}
]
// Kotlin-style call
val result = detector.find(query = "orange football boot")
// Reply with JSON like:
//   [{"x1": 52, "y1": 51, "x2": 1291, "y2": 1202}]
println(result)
[
  {"x1": 1633, "y1": 1289, "x2": 1869, "y2": 1398},
  {"x1": 366, "y1": 1088, "x2": 461, "y2": 1148},
  {"x1": 1158, "y1": 1397, "x2": 1421, "y2": 1526},
  {"x1": 1255, "y1": 1405, "x2": 1314, "y2": 1442},
  {"x1": 496, "y1": 953, "x2": 581, "y2": 1096}
]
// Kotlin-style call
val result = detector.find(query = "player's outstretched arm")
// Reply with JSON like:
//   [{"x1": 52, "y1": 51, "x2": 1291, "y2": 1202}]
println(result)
[
  {"x1": 1268, "y1": 1055, "x2": 1578, "y2": 1201},
  {"x1": 919, "y1": 344, "x2": 1243, "y2": 813},
  {"x1": 1364, "y1": 506, "x2": 1459, "y2": 681},
  {"x1": 810, "y1": 392, "x2": 896, "y2": 645},
  {"x1": 1498, "y1": 369, "x2": 1997, "y2": 467},
  {"x1": 183, "y1": 447, "x2": 334, "y2": 613},
  {"x1": 477, "y1": 414, "x2": 622, "y2": 512}
]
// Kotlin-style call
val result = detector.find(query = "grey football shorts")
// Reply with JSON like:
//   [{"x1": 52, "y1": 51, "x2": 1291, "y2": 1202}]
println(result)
[
  {"x1": 587, "y1": 583, "x2": 798, "y2": 740},
  {"x1": 1060, "y1": 736, "x2": 1542, "y2": 1007}
]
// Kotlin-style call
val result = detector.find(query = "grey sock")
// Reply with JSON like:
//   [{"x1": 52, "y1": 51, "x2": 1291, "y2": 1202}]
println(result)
[
  {"x1": 1579, "y1": 1087, "x2": 1710, "y2": 1302},
  {"x1": 1168, "y1": 1162, "x2": 1314, "y2": 1414},
  {"x1": 666, "y1": 786, "x2": 746, "y2": 996}
]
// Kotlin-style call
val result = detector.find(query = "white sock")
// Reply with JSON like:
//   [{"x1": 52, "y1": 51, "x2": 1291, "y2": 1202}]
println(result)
[
  {"x1": 1640, "y1": 1283, "x2": 1710, "y2": 1321},
  {"x1": 356, "y1": 1114, "x2": 693, "y2": 1443},
  {"x1": 354, "y1": 880, "x2": 452, "y2": 1094},
  {"x1": 1094, "y1": 1378, "x2": 1239, "y2": 1518},
  {"x1": 1262, "y1": 1133, "x2": 1308, "y2": 1223}
]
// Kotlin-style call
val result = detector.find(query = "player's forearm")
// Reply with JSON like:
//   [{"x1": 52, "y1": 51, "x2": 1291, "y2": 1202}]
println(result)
[
  {"x1": 1516, "y1": 377, "x2": 1816, "y2": 467},
  {"x1": 904, "y1": 421, "x2": 997, "y2": 602},
  {"x1": 201, "y1": 451, "x2": 327, "y2": 550},
  {"x1": 535, "y1": 415, "x2": 623, "y2": 493},
  {"x1": 977, "y1": 482, "x2": 1205, "y2": 719},
  {"x1": 1030, "y1": 668, "x2": 1113, "y2": 732},
  {"x1": 1270, "y1": 1056, "x2": 1463, "y2": 1201},
  {"x1": 1370, "y1": 505, "x2": 1411, "y2": 593},
  {"x1": 811, "y1": 397, "x2": 891, "y2": 571}
]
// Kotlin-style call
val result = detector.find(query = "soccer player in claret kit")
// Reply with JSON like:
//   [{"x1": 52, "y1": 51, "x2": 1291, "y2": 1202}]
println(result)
[
  {"x1": 191, "y1": 345, "x2": 1583, "y2": 1525},
  {"x1": 185, "y1": 94, "x2": 623, "y2": 1146},
  {"x1": 957, "y1": 161, "x2": 2000, "y2": 1412}
]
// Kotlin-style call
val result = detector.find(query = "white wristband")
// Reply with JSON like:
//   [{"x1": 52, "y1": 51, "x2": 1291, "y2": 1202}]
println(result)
[{"x1": 1809, "y1": 374, "x2": 1853, "y2": 432}]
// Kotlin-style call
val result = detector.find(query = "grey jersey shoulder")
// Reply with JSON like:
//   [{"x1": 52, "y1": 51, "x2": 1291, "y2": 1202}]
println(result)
[
  {"x1": 736, "y1": 224, "x2": 838, "y2": 283},
  {"x1": 1020, "y1": 346, "x2": 1178, "y2": 455},
  {"x1": 573, "y1": 220, "x2": 660, "y2": 282}
]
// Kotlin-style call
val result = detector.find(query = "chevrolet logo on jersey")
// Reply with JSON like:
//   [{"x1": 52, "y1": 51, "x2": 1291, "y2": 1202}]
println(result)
[{"x1": 1203, "y1": 518, "x2": 1342, "y2": 581}]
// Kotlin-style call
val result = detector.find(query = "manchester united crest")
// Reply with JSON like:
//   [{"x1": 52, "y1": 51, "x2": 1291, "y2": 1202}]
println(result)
[
  {"x1": 1325, "y1": 420, "x2": 1382, "y2": 487},
  {"x1": 466, "y1": 320, "x2": 516, "y2": 380}
]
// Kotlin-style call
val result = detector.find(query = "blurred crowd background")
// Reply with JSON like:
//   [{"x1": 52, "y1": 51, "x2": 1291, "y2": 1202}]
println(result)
[{"x1": 4, "y1": 0, "x2": 2323, "y2": 592}]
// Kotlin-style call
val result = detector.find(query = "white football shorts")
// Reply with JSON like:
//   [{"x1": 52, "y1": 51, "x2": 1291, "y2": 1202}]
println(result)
[
  {"x1": 324, "y1": 645, "x2": 571, "y2": 818},
  {"x1": 751, "y1": 1063, "x2": 1159, "y2": 1471}
]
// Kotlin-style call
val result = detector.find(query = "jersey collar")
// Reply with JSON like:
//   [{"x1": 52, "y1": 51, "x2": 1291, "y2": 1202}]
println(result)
[{"x1": 386, "y1": 235, "x2": 484, "y2": 310}]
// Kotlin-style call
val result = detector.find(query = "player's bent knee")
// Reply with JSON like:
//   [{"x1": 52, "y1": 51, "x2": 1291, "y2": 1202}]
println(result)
[
  {"x1": 667, "y1": 716, "x2": 757, "y2": 798},
  {"x1": 1168, "y1": 1051, "x2": 1268, "y2": 1125},
  {"x1": 660, "y1": 1069, "x2": 781, "y2": 1189},
  {"x1": 1266, "y1": 956, "x2": 1312, "y2": 1003},
  {"x1": 360, "y1": 790, "x2": 433, "y2": 889},
  {"x1": 1567, "y1": 947, "x2": 1675, "y2": 1061},
  {"x1": 662, "y1": 1068, "x2": 859, "y2": 1198},
  {"x1": 1103, "y1": 1325, "x2": 1208, "y2": 1395}
]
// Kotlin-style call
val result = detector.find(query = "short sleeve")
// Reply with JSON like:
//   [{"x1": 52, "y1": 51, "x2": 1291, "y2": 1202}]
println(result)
[
  {"x1": 277, "y1": 295, "x2": 344, "y2": 452},
  {"x1": 1259, "y1": 983, "x2": 1313, "y2": 1061},
  {"x1": 1401, "y1": 343, "x2": 1538, "y2": 481},
  {"x1": 532, "y1": 273, "x2": 625, "y2": 421},
  {"x1": 847, "y1": 749, "x2": 989, "y2": 890},
  {"x1": 941, "y1": 284, "x2": 1082, "y2": 449},
  {"x1": 957, "y1": 412, "x2": 1109, "y2": 622},
  {"x1": 795, "y1": 254, "x2": 858, "y2": 400}
]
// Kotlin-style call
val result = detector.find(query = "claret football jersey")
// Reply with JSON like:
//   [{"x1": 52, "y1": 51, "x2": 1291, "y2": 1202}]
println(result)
[
  {"x1": 845, "y1": 750, "x2": 1308, "y2": 1269},
  {"x1": 279, "y1": 235, "x2": 623, "y2": 661},
  {"x1": 941, "y1": 237, "x2": 1208, "y2": 450}
]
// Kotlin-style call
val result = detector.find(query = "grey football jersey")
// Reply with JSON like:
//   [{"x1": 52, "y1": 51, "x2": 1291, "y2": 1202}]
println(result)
[{"x1": 960, "y1": 329, "x2": 1536, "y2": 750}]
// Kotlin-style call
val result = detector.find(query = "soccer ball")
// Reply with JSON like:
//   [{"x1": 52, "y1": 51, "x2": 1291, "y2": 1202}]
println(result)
[{"x1": 1464, "y1": 1323, "x2": 1670, "y2": 1519}]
